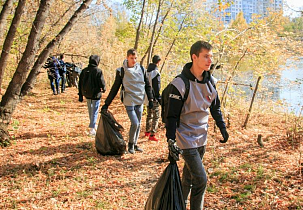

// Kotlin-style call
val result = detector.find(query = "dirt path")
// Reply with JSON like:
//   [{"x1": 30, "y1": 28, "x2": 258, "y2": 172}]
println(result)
[{"x1": 0, "y1": 76, "x2": 302, "y2": 209}]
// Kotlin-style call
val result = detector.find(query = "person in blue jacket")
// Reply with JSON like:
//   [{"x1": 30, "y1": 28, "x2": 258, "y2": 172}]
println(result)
[
  {"x1": 58, "y1": 54, "x2": 67, "y2": 93},
  {"x1": 44, "y1": 56, "x2": 61, "y2": 95}
]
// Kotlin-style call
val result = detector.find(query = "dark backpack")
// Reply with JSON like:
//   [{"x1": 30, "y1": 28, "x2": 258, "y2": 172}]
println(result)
[
  {"x1": 81, "y1": 69, "x2": 95, "y2": 99},
  {"x1": 161, "y1": 74, "x2": 190, "y2": 127}
]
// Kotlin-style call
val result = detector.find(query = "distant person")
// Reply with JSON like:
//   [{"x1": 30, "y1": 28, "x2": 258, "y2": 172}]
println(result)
[
  {"x1": 58, "y1": 54, "x2": 67, "y2": 93},
  {"x1": 145, "y1": 55, "x2": 161, "y2": 141},
  {"x1": 71, "y1": 63, "x2": 82, "y2": 88},
  {"x1": 78, "y1": 55, "x2": 106, "y2": 136},
  {"x1": 101, "y1": 49, "x2": 154, "y2": 154},
  {"x1": 44, "y1": 56, "x2": 60, "y2": 95},
  {"x1": 166, "y1": 41, "x2": 229, "y2": 210}
]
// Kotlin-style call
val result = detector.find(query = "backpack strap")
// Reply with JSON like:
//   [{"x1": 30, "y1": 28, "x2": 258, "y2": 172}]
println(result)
[
  {"x1": 176, "y1": 73, "x2": 190, "y2": 102},
  {"x1": 119, "y1": 65, "x2": 144, "y2": 80},
  {"x1": 173, "y1": 73, "x2": 190, "y2": 127},
  {"x1": 119, "y1": 67, "x2": 124, "y2": 79},
  {"x1": 140, "y1": 65, "x2": 145, "y2": 74},
  {"x1": 119, "y1": 65, "x2": 145, "y2": 88}
]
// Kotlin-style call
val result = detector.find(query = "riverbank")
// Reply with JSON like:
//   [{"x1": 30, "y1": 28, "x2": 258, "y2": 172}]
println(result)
[{"x1": 0, "y1": 78, "x2": 302, "y2": 209}]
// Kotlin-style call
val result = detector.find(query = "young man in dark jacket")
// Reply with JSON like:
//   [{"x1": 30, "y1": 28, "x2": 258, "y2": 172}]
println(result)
[
  {"x1": 58, "y1": 54, "x2": 67, "y2": 93},
  {"x1": 101, "y1": 49, "x2": 154, "y2": 154},
  {"x1": 78, "y1": 55, "x2": 106, "y2": 136},
  {"x1": 166, "y1": 41, "x2": 229, "y2": 210},
  {"x1": 44, "y1": 56, "x2": 60, "y2": 95},
  {"x1": 145, "y1": 55, "x2": 161, "y2": 141}
]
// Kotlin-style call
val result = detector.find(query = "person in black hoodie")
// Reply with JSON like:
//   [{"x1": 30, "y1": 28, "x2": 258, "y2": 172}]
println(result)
[
  {"x1": 166, "y1": 41, "x2": 229, "y2": 210},
  {"x1": 78, "y1": 55, "x2": 106, "y2": 136},
  {"x1": 145, "y1": 55, "x2": 161, "y2": 141}
]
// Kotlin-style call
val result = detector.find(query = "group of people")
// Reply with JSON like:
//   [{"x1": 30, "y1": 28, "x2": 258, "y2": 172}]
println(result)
[
  {"x1": 44, "y1": 54, "x2": 82, "y2": 95},
  {"x1": 77, "y1": 40, "x2": 229, "y2": 210},
  {"x1": 44, "y1": 54, "x2": 67, "y2": 95}
]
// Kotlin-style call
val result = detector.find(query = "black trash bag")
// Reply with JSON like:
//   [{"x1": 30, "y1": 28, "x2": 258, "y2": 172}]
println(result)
[
  {"x1": 95, "y1": 110, "x2": 126, "y2": 155},
  {"x1": 145, "y1": 158, "x2": 186, "y2": 210}
]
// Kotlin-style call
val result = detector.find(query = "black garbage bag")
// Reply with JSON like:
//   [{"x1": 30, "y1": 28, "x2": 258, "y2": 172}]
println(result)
[
  {"x1": 145, "y1": 158, "x2": 186, "y2": 210},
  {"x1": 95, "y1": 110, "x2": 126, "y2": 155}
]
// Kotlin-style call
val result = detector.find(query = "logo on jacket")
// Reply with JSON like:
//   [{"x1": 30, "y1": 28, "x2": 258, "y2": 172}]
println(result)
[
  {"x1": 169, "y1": 94, "x2": 181, "y2": 100},
  {"x1": 206, "y1": 95, "x2": 212, "y2": 102}
]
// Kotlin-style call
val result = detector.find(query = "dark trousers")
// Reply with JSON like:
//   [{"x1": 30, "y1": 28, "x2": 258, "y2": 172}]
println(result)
[
  {"x1": 49, "y1": 76, "x2": 60, "y2": 94},
  {"x1": 182, "y1": 146, "x2": 207, "y2": 210},
  {"x1": 59, "y1": 72, "x2": 66, "y2": 92}
]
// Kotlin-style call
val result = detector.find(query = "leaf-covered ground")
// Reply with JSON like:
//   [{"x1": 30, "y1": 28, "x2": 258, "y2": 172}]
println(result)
[{"x1": 0, "y1": 77, "x2": 302, "y2": 209}]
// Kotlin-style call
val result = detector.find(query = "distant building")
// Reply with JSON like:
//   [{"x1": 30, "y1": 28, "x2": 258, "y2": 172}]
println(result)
[{"x1": 206, "y1": 0, "x2": 283, "y2": 24}]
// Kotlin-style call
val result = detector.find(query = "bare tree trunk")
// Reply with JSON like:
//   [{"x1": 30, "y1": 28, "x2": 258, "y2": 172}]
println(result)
[
  {"x1": 39, "y1": 1, "x2": 77, "y2": 48},
  {"x1": 243, "y1": 76, "x2": 262, "y2": 129},
  {"x1": 21, "y1": 0, "x2": 93, "y2": 98},
  {"x1": 0, "y1": 0, "x2": 53, "y2": 144},
  {"x1": 140, "y1": 1, "x2": 173, "y2": 65},
  {"x1": 146, "y1": 0, "x2": 162, "y2": 66},
  {"x1": 0, "y1": 0, "x2": 93, "y2": 145},
  {"x1": 0, "y1": 0, "x2": 26, "y2": 94},
  {"x1": 160, "y1": 15, "x2": 186, "y2": 73},
  {"x1": 0, "y1": 0, "x2": 14, "y2": 39},
  {"x1": 134, "y1": 0, "x2": 146, "y2": 50}
]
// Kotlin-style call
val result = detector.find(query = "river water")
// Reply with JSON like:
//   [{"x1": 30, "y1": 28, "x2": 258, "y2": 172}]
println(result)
[
  {"x1": 277, "y1": 57, "x2": 303, "y2": 114},
  {"x1": 214, "y1": 57, "x2": 303, "y2": 115}
]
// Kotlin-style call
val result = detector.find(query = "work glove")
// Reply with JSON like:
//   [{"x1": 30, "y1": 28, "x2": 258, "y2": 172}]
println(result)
[
  {"x1": 101, "y1": 104, "x2": 108, "y2": 111},
  {"x1": 148, "y1": 100, "x2": 154, "y2": 109},
  {"x1": 219, "y1": 128, "x2": 229, "y2": 143},
  {"x1": 168, "y1": 139, "x2": 182, "y2": 162},
  {"x1": 79, "y1": 95, "x2": 83, "y2": 102}
]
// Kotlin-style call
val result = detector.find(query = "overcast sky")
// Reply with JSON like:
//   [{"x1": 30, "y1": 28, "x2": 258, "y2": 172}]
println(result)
[{"x1": 285, "y1": 0, "x2": 303, "y2": 17}]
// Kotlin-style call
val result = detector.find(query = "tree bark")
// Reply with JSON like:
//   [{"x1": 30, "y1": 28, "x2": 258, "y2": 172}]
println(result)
[
  {"x1": 0, "y1": 0, "x2": 93, "y2": 145},
  {"x1": 21, "y1": 0, "x2": 93, "y2": 98},
  {"x1": 0, "y1": 0, "x2": 53, "y2": 144},
  {"x1": 0, "y1": 0, "x2": 14, "y2": 39},
  {"x1": 0, "y1": 0, "x2": 26, "y2": 94},
  {"x1": 140, "y1": 1, "x2": 173, "y2": 65},
  {"x1": 243, "y1": 76, "x2": 262, "y2": 129},
  {"x1": 146, "y1": 0, "x2": 162, "y2": 66},
  {"x1": 134, "y1": 0, "x2": 146, "y2": 50},
  {"x1": 39, "y1": 1, "x2": 77, "y2": 49}
]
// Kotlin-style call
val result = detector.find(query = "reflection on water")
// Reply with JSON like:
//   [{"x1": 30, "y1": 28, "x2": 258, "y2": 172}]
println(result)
[{"x1": 214, "y1": 57, "x2": 303, "y2": 115}]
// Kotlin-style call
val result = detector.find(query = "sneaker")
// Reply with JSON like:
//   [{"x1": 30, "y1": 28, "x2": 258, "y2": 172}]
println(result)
[
  {"x1": 89, "y1": 128, "x2": 96, "y2": 136},
  {"x1": 145, "y1": 132, "x2": 150, "y2": 137},
  {"x1": 128, "y1": 143, "x2": 135, "y2": 154},
  {"x1": 134, "y1": 145, "x2": 143, "y2": 152},
  {"x1": 148, "y1": 135, "x2": 159, "y2": 141}
]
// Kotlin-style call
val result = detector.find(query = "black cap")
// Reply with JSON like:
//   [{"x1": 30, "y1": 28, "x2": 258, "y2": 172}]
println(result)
[{"x1": 152, "y1": 55, "x2": 161, "y2": 64}]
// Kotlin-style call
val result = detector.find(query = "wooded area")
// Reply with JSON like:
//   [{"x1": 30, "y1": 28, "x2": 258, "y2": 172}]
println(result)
[{"x1": 0, "y1": 0, "x2": 302, "y2": 209}]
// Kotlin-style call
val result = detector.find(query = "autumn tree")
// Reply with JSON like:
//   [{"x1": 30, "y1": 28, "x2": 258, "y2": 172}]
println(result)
[
  {"x1": 0, "y1": 0, "x2": 14, "y2": 38},
  {"x1": 0, "y1": 0, "x2": 26, "y2": 94},
  {"x1": 0, "y1": 0, "x2": 93, "y2": 145}
]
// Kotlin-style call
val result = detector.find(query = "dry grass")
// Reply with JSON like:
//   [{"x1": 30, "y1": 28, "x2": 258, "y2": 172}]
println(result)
[{"x1": 0, "y1": 72, "x2": 302, "y2": 209}]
